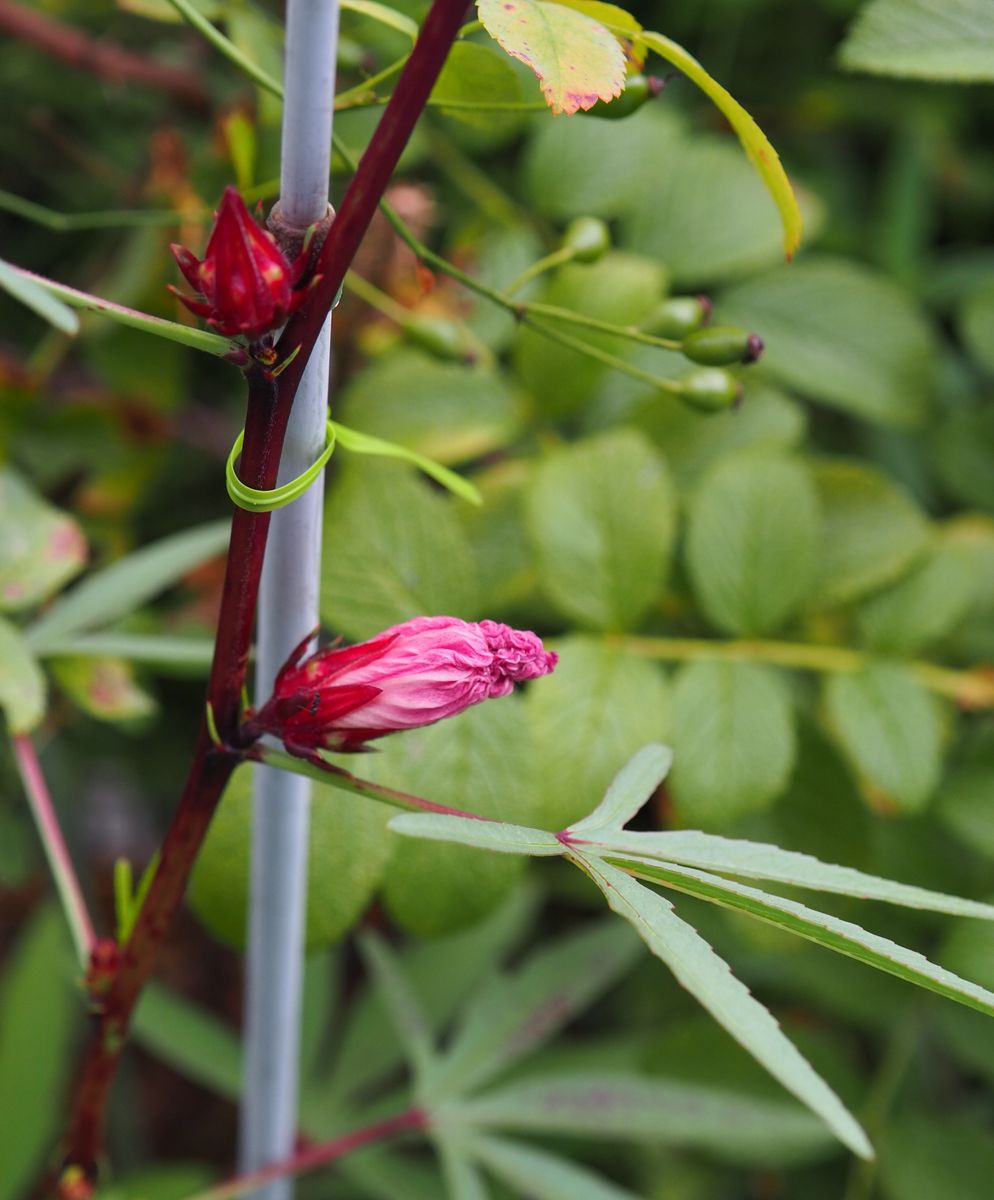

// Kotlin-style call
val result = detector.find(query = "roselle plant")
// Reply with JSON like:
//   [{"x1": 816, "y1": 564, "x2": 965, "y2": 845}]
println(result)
[{"x1": 5, "y1": 0, "x2": 994, "y2": 1197}]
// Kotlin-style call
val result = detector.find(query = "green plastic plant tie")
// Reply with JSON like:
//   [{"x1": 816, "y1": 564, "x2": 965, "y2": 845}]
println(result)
[
  {"x1": 331, "y1": 420, "x2": 482, "y2": 505},
  {"x1": 226, "y1": 419, "x2": 338, "y2": 512}
]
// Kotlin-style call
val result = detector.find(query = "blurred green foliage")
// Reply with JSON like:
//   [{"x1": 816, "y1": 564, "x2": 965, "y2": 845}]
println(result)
[{"x1": 4, "y1": 0, "x2": 994, "y2": 1195}]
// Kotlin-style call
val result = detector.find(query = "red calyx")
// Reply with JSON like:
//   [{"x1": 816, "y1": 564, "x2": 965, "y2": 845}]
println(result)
[{"x1": 169, "y1": 187, "x2": 310, "y2": 341}]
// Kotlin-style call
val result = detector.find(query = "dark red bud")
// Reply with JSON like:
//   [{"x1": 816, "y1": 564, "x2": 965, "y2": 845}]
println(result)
[{"x1": 169, "y1": 187, "x2": 309, "y2": 341}]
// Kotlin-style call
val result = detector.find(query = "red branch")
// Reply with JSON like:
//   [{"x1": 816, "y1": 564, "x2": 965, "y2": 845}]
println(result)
[
  {"x1": 0, "y1": 0, "x2": 208, "y2": 110},
  {"x1": 56, "y1": 0, "x2": 470, "y2": 1188},
  {"x1": 199, "y1": 1109, "x2": 427, "y2": 1200}
]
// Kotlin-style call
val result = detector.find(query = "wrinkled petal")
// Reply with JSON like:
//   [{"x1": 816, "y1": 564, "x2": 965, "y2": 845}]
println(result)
[{"x1": 255, "y1": 615, "x2": 558, "y2": 754}]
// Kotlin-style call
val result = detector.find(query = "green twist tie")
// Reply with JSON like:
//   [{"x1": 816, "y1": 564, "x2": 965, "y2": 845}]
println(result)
[
  {"x1": 225, "y1": 417, "x2": 482, "y2": 512},
  {"x1": 226, "y1": 419, "x2": 337, "y2": 513}
]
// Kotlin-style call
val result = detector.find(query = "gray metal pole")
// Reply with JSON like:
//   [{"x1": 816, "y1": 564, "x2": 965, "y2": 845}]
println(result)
[{"x1": 239, "y1": 2, "x2": 339, "y2": 1195}]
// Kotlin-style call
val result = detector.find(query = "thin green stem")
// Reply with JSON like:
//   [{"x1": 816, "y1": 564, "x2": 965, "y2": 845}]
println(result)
[
  {"x1": 427, "y1": 129, "x2": 530, "y2": 231},
  {"x1": 0, "y1": 188, "x2": 202, "y2": 230},
  {"x1": 166, "y1": 0, "x2": 282, "y2": 98},
  {"x1": 332, "y1": 132, "x2": 689, "y2": 394},
  {"x1": 612, "y1": 634, "x2": 994, "y2": 708},
  {"x1": 252, "y1": 745, "x2": 493, "y2": 821},
  {"x1": 344, "y1": 268, "x2": 413, "y2": 325},
  {"x1": 4, "y1": 267, "x2": 231, "y2": 355},
  {"x1": 333, "y1": 55, "x2": 409, "y2": 108},
  {"x1": 520, "y1": 317, "x2": 684, "y2": 393},
  {"x1": 525, "y1": 300, "x2": 682, "y2": 350},
  {"x1": 504, "y1": 246, "x2": 575, "y2": 296},
  {"x1": 11, "y1": 734, "x2": 95, "y2": 967}
]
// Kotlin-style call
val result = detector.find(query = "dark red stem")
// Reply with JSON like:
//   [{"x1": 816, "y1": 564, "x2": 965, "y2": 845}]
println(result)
[
  {"x1": 57, "y1": 0, "x2": 469, "y2": 1188},
  {"x1": 202, "y1": 1108, "x2": 427, "y2": 1200}
]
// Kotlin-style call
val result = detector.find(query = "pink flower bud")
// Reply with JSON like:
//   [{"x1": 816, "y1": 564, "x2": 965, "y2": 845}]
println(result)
[
  {"x1": 168, "y1": 187, "x2": 309, "y2": 340},
  {"x1": 254, "y1": 616, "x2": 558, "y2": 756}
]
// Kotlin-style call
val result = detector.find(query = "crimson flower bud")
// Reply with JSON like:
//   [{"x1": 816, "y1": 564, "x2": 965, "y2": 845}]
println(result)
[
  {"x1": 253, "y1": 615, "x2": 559, "y2": 756},
  {"x1": 169, "y1": 187, "x2": 309, "y2": 340}
]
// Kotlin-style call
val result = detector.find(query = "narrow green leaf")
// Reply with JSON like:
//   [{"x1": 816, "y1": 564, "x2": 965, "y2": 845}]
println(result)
[
  {"x1": 568, "y1": 743, "x2": 672, "y2": 835},
  {"x1": 466, "y1": 1132, "x2": 639, "y2": 1199},
  {"x1": 34, "y1": 633, "x2": 215, "y2": 672},
  {"x1": 389, "y1": 813, "x2": 564, "y2": 856},
  {"x1": 0, "y1": 468, "x2": 87, "y2": 613},
  {"x1": 49, "y1": 657, "x2": 156, "y2": 724},
  {"x1": 428, "y1": 920, "x2": 640, "y2": 1101},
  {"x1": 478, "y1": 0, "x2": 625, "y2": 116},
  {"x1": 585, "y1": 828, "x2": 994, "y2": 920},
  {"x1": 359, "y1": 933, "x2": 435, "y2": 1080},
  {"x1": 3, "y1": 264, "x2": 229, "y2": 354},
  {"x1": 132, "y1": 983, "x2": 243, "y2": 1100},
  {"x1": 0, "y1": 906, "x2": 80, "y2": 1198},
  {"x1": 0, "y1": 617, "x2": 46, "y2": 733},
  {"x1": 573, "y1": 854, "x2": 871, "y2": 1158},
  {"x1": 686, "y1": 453, "x2": 820, "y2": 636},
  {"x1": 614, "y1": 855, "x2": 994, "y2": 1022},
  {"x1": 839, "y1": 0, "x2": 994, "y2": 82},
  {"x1": 327, "y1": 888, "x2": 537, "y2": 1101},
  {"x1": 640, "y1": 31, "x2": 802, "y2": 258},
  {"x1": 460, "y1": 1072, "x2": 829, "y2": 1161},
  {"x1": 343, "y1": 0, "x2": 418, "y2": 39},
  {"x1": 27, "y1": 520, "x2": 230, "y2": 648},
  {"x1": 824, "y1": 664, "x2": 942, "y2": 813},
  {"x1": 436, "y1": 1132, "x2": 492, "y2": 1200},
  {"x1": 0, "y1": 257, "x2": 79, "y2": 333}
]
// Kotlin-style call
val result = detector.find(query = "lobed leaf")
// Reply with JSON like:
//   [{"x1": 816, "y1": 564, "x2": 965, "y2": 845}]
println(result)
[
  {"x1": 568, "y1": 742, "x2": 672, "y2": 835},
  {"x1": 613, "y1": 856, "x2": 994, "y2": 1023},
  {"x1": 579, "y1": 828, "x2": 994, "y2": 920},
  {"x1": 572, "y1": 855, "x2": 871, "y2": 1158},
  {"x1": 466, "y1": 1132, "x2": 639, "y2": 1199},
  {"x1": 427, "y1": 920, "x2": 640, "y2": 1102},
  {"x1": 459, "y1": 1072, "x2": 831, "y2": 1161}
]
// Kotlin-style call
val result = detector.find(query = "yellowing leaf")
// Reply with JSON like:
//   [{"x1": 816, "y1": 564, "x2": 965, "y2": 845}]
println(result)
[
  {"x1": 641, "y1": 30, "x2": 802, "y2": 260},
  {"x1": 549, "y1": 0, "x2": 646, "y2": 68},
  {"x1": 478, "y1": 0, "x2": 625, "y2": 116}
]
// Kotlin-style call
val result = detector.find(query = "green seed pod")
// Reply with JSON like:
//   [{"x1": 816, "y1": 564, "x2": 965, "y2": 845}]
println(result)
[
  {"x1": 642, "y1": 295, "x2": 712, "y2": 339},
  {"x1": 682, "y1": 325, "x2": 765, "y2": 367},
  {"x1": 562, "y1": 216, "x2": 611, "y2": 264},
  {"x1": 679, "y1": 367, "x2": 742, "y2": 413},
  {"x1": 403, "y1": 316, "x2": 470, "y2": 362},
  {"x1": 584, "y1": 74, "x2": 665, "y2": 120}
]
